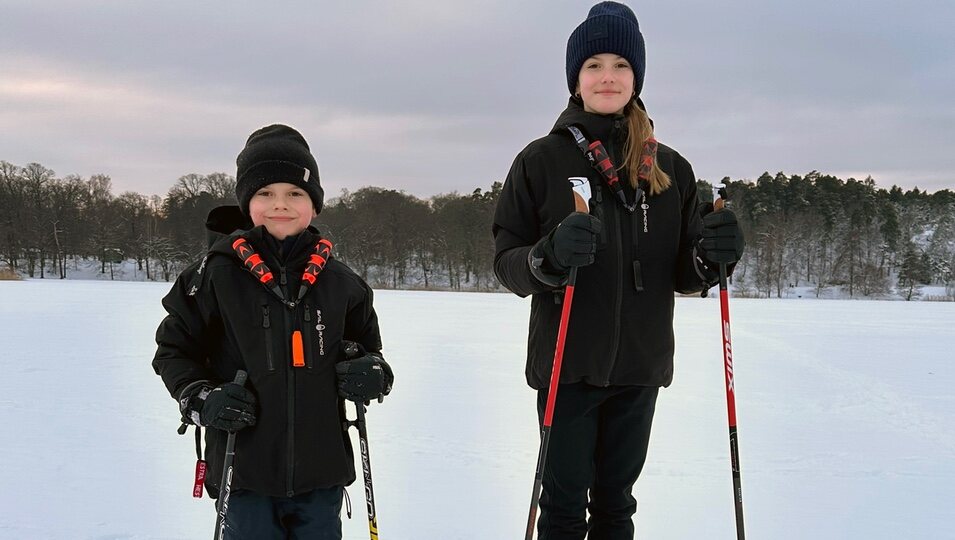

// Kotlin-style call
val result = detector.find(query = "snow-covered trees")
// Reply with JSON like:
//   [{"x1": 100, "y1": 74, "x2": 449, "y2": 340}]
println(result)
[
  {"x1": 1, "y1": 158, "x2": 952, "y2": 296},
  {"x1": 702, "y1": 172, "x2": 954, "y2": 298}
]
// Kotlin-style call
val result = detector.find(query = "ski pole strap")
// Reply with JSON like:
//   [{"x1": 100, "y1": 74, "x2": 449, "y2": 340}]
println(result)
[
  {"x1": 194, "y1": 425, "x2": 203, "y2": 459},
  {"x1": 297, "y1": 238, "x2": 333, "y2": 300},
  {"x1": 343, "y1": 487, "x2": 353, "y2": 519},
  {"x1": 565, "y1": 125, "x2": 639, "y2": 213}
]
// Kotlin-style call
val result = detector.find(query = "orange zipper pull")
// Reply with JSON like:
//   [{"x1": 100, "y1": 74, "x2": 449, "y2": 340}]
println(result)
[{"x1": 291, "y1": 330, "x2": 305, "y2": 367}]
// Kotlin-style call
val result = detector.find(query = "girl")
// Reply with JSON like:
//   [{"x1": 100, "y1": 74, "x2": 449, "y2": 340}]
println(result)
[{"x1": 492, "y1": 3, "x2": 744, "y2": 538}]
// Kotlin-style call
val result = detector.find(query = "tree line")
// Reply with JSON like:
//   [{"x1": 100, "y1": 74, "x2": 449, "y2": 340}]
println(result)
[
  {"x1": 712, "y1": 172, "x2": 954, "y2": 299},
  {"x1": 0, "y1": 160, "x2": 499, "y2": 289},
  {"x1": 2, "y1": 160, "x2": 952, "y2": 297}
]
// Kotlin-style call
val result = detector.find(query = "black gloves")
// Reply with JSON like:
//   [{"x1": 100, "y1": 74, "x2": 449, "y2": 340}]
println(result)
[
  {"x1": 699, "y1": 209, "x2": 745, "y2": 266},
  {"x1": 336, "y1": 342, "x2": 394, "y2": 403},
  {"x1": 179, "y1": 381, "x2": 257, "y2": 432},
  {"x1": 533, "y1": 212, "x2": 602, "y2": 273}
]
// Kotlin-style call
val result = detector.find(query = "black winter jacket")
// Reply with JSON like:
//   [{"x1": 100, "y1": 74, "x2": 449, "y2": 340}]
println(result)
[
  {"x1": 153, "y1": 206, "x2": 382, "y2": 498},
  {"x1": 493, "y1": 99, "x2": 709, "y2": 389}
]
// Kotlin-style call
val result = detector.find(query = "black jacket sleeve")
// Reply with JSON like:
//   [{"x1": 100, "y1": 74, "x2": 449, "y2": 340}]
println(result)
[
  {"x1": 492, "y1": 151, "x2": 564, "y2": 297},
  {"x1": 673, "y1": 155, "x2": 711, "y2": 294},
  {"x1": 152, "y1": 263, "x2": 219, "y2": 400},
  {"x1": 343, "y1": 279, "x2": 383, "y2": 356}
]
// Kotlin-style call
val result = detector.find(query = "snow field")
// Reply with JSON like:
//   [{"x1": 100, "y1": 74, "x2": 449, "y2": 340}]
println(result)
[{"x1": 0, "y1": 280, "x2": 953, "y2": 539}]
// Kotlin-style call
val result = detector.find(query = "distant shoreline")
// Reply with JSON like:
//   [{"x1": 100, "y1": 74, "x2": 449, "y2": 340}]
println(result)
[{"x1": 5, "y1": 272, "x2": 951, "y2": 302}]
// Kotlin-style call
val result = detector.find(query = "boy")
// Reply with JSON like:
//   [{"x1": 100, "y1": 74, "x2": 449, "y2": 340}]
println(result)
[{"x1": 153, "y1": 124, "x2": 393, "y2": 538}]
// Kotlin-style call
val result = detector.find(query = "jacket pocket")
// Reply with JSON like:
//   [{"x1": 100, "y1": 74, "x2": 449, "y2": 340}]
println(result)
[{"x1": 262, "y1": 305, "x2": 276, "y2": 372}]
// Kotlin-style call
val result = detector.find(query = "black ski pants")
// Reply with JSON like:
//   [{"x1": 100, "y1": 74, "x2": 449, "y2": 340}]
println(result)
[
  {"x1": 536, "y1": 382, "x2": 659, "y2": 540},
  {"x1": 221, "y1": 486, "x2": 343, "y2": 539}
]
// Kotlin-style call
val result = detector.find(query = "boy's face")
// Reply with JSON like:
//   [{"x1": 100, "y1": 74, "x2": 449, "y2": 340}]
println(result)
[{"x1": 248, "y1": 182, "x2": 317, "y2": 240}]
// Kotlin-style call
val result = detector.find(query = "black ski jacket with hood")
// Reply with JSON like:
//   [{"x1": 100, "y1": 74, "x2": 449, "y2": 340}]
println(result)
[
  {"x1": 493, "y1": 98, "x2": 710, "y2": 390},
  {"x1": 153, "y1": 206, "x2": 381, "y2": 498}
]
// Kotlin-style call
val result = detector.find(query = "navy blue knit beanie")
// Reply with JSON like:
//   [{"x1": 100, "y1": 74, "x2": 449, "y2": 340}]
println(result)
[
  {"x1": 566, "y1": 1, "x2": 646, "y2": 97},
  {"x1": 235, "y1": 124, "x2": 324, "y2": 216}
]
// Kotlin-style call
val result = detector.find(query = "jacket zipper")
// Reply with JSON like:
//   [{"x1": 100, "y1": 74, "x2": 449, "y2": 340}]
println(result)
[
  {"x1": 605, "y1": 195, "x2": 624, "y2": 386},
  {"x1": 602, "y1": 119, "x2": 625, "y2": 386},
  {"x1": 262, "y1": 305, "x2": 275, "y2": 372},
  {"x1": 280, "y1": 266, "x2": 296, "y2": 497}
]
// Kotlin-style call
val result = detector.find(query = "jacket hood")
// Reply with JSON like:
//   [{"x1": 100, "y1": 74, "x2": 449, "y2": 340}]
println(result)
[{"x1": 205, "y1": 205, "x2": 252, "y2": 249}]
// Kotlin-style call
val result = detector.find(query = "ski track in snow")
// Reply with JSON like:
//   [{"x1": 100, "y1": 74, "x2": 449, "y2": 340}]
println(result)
[{"x1": 1, "y1": 280, "x2": 953, "y2": 539}]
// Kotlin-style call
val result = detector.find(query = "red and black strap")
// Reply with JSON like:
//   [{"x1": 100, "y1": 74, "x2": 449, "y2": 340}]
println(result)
[
  {"x1": 636, "y1": 138, "x2": 658, "y2": 182},
  {"x1": 232, "y1": 237, "x2": 285, "y2": 302},
  {"x1": 566, "y1": 124, "x2": 649, "y2": 213},
  {"x1": 232, "y1": 236, "x2": 334, "y2": 304},
  {"x1": 297, "y1": 238, "x2": 333, "y2": 300}
]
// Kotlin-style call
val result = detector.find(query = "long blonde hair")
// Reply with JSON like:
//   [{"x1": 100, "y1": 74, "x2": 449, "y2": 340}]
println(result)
[{"x1": 623, "y1": 98, "x2": 670, "y2": 196}]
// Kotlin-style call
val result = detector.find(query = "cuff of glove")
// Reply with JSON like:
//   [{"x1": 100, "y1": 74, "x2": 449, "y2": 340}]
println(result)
[
  {"x1": 379, "y1": 357, "x2": 395, "y2": 396},
  {"x1": 693, "y1": 245, "x2": 720, "y2": 289},
  {"x1": 372, "y1": 355, "x2": 396, "y2": 396},
  {"x1": 178, "y1": 380, "x2": 213, "y2": 426},
  {"x1": 693, "y1": 245, "x2": 739, "y2": 288},
  {"x1": 528, "y1": 238, "x2": 568, "y2": 289}
]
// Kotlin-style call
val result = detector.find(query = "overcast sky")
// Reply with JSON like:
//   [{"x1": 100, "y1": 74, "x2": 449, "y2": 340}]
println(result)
[{"x1": 2, "y1": 0, "x2": 953, "y2": 199}]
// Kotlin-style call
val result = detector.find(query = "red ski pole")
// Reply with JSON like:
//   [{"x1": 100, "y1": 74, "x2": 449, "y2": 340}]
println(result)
[
  {"x1": 713, "y1": 184, "x2": 745, "y2": 539},
  {"x1": 525, "y1": 179, "x2": 591, "y2": 540}
]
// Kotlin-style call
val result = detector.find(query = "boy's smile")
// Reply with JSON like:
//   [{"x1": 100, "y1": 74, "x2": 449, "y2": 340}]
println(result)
[{"x1": 248, "y1": 182, "x2": 317, "y2": 240}]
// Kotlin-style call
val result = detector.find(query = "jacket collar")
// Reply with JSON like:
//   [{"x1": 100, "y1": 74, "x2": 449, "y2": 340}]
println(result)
[
  {"x1": 204, "y1": 205, "x2": 320, "y2": 266},
  {"x1": 550, "y1": 97, "x2": 623, "y2": 142},
  {"x1": 549, "y1": 96, "x2": 654, "y2": 143}
]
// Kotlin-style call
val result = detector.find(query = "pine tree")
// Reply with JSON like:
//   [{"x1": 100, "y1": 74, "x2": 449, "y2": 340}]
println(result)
[{"x1": 897, "y1": 245, "x2": 930, "y2": 301}]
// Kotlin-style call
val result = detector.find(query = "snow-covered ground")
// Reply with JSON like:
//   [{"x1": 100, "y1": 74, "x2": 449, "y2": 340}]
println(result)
[
  {"x1": 0, "y1": 279, "x2": 953, "y2": 539},
  {"x1": 10, "y1": 257, "x2": 955, "y2": 301},
  {"x1": 18, "y1": 258, "x2": 161, "y2": 282}
]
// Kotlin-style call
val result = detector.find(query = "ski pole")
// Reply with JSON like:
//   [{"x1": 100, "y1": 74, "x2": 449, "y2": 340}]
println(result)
[
  {"x1": 213, "y1": 370, "x2": 248, "y2": 540},
  {"x1": 355, "y1": 403, "x2": 379, "y2": 540},
  {"x1": 712, "y1": 184, "x2": 745, "y2": 539},
  {"x1": 342, "y1": 341, "x2": 380, "y2": 540},
  {"x1": 525, "y1": 179, "x2": 591, "y2": 540}
]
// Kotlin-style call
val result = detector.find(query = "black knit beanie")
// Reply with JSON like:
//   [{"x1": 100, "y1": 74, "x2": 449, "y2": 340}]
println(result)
[
  {"x1": 566, "y1": 1, "x2": 646, "y2": 97},
  {"x1": 235, "y1": 124, "x2": 324, "y2": 216}
]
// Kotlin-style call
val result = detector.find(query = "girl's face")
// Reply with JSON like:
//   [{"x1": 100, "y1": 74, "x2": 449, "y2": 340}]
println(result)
[
  {"x1": 576, "y1": 54, "x2": 634, "y2": 116},
  {"x1": 248, "y1": 182, "x2": 317, "y2": 240}
]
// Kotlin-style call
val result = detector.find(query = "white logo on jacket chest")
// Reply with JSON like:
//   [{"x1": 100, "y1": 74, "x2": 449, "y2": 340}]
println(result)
[{"x1": 315, "y1": 309, "x2": 326, "y2": 356}]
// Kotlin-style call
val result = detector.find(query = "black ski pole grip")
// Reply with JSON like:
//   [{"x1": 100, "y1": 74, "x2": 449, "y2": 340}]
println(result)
[{"x1": 233, "y1": 370, "x2": 247, "y2": 386}]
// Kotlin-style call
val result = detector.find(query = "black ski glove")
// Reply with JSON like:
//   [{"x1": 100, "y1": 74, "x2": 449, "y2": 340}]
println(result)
[
  {"x1": 179, "y1": 381, "x2": 257, "y2": 432},
  {"x1": 532, "y1": 212, "x2": 602, "y2": 273},
  {"x1": 336, "y1": 342, "x2": 394, "y2": 403},
  {"x1": 699, "y1": 209, "x2": 745, "y2": 266}
]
